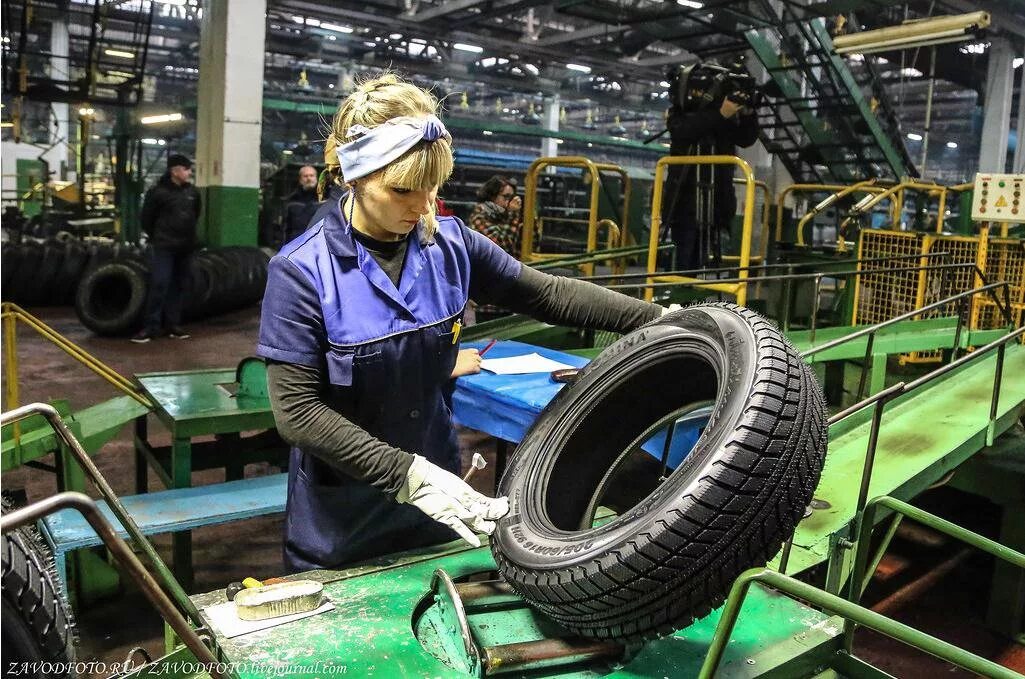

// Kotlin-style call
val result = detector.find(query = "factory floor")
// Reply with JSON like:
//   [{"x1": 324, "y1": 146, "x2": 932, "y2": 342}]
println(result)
[{"x1": 2, "y1": 306, "x2": 1022, "y2": 678}]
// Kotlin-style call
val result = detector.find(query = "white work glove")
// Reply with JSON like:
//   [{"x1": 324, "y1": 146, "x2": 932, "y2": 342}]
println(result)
[
  {"x1": 661, "y1": 303, "x2": 683, "y2": 316},
  {"x1": 397, "y1": 455, "x2": 509, "y2": 547}
]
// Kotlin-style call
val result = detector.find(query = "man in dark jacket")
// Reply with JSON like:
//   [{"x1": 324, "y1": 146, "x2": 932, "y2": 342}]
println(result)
[
  {"x1": 663, "y1": 95, "x2": 758, "y2": 270},
  {"x1": 132, "y1": 153, "x2": 201, "y2": 343},
  {"x1": 280, "y1": 165, "x2": 320, "y2": 246}
]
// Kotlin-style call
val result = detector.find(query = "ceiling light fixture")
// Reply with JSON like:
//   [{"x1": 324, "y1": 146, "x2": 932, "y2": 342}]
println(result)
[
  {"x1": 906, "y1": 132, "x2": 923, "y2": 141},
  {"x1": 676, "y1": 0, "x2": 704, "y2": 7},
  {"x1": 454, "y1": 43, "x2": 483, "y2": 53},
  {"x1": 141, "y1": 112, "x2": 184, "y2": 125},
  {"x1": 946, "y1": 141, "x2": 958, "y2": 149},
  {"x1": 566, "y1": 63, "x2": 591, "y2": 73},
  {"x1": 321, "y1": 23, "x2": 353, "y2": 33},
  {"x1": 104, "y1": 48, "x2": 135, "y2": 59}
]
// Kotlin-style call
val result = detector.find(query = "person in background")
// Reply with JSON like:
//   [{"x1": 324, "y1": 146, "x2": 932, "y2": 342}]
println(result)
[
  {"x1": 281, "y1": 165, "x2": 321, "y2": 246},
  {"x1": 257, "y1": 73, "x2": 667, "y2": 572},
  {"x1": 662, "y1": 88, "x2": 758, "y2": 270},
  {"x1": 435, "y1": 196, "x2": 454, "y2": 217},
  {"x1": 132, "y1": 153, "x2": 200, "y2": 343},
  {"x1": 468, "y1": 175, "x2": 522, "y2": 257}
]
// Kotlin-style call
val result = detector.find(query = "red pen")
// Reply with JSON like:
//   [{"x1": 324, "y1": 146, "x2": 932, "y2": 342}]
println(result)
[{"x1": 479, "y1": 339, "x2": 498, "y2": 357}]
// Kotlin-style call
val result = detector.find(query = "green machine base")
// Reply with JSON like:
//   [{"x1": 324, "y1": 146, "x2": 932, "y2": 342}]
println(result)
[{"x1": 185, "y1": 542, "x2": 842, "y2": 678}]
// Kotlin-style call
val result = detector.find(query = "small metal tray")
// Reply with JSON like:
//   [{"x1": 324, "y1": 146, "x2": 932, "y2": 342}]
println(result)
[{"x1": 234, "y1": 580, "x2": 324, "y2": 621}]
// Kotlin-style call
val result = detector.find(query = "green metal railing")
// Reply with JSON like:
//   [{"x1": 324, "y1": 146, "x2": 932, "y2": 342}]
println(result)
[
  {"x1": 846, "y1": 496, "x2": 1025, "y2": 650},
  {"x1": 701, "y1": 493, "x2": 1025, "y2": 678},
  {"x1": 698, "y1": 561, "x2": 1020, "y2": 679}
]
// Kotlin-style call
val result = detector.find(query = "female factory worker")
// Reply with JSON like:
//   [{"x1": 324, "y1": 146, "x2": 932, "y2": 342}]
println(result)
[{"x1": 258, "y1": 74, "x2": 666, "y2": 572}]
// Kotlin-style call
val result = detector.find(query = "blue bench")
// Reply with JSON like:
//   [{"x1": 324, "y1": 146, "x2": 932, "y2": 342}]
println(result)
[{"x1": 40, "y1": 473, "x2": 288, "y2": 588}]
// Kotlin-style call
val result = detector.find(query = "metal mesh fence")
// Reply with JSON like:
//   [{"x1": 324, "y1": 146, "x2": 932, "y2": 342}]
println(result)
[{"x1": 854, "y1": 230, "x2": 1025, "y2": 361}]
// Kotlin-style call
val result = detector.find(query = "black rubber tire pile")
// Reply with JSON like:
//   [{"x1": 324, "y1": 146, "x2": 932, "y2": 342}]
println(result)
[
  {"x1": 74, "y1": 246, "x2": 270, "y2": 335},
  {"x1": 1, "y1": 238, "x2": 143, "y2": 307},
  {"x1": 1, "y1": 239, "x2": 270, "y2": 335}
]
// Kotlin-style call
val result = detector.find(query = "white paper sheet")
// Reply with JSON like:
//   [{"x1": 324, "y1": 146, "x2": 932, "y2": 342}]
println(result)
[
  {"x1": 480, "y1": 352, "x2": 576, "y2": 375},
  {"x1": 203, "y1": 599, "x2": 335, "y2": 638}
]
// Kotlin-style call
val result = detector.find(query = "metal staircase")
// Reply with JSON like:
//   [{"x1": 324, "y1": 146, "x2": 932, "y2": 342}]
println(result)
[{"x1": 745, "y1": 8, "x2": 917, "y2": 184}]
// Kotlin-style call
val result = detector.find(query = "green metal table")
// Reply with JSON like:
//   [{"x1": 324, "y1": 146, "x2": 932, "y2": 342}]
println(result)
[{"x1": 133, "y1": 369, "x2": 282, "y2": 590}]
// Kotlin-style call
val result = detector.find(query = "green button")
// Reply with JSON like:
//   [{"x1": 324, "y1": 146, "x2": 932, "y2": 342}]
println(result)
[{"x1": 999, "y1": 181, "x2": 1006, "y2": 187}]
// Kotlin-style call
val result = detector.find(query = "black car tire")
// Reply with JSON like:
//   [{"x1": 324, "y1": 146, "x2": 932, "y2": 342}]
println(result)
[
  {"x1": 491, "y1": 303, "x2": 827, "y2": 641},
  {"x1": 1, "y1": 524, "x2": 76, "y2": 678},
  {"x1": 74, "y1": 260, "x2": 148, "y2": 336}
]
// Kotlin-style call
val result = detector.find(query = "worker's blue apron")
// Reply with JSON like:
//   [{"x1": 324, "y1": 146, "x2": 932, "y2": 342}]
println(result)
[{"x1": 262, "y1": 198, "x2": 483, "y2": 572}]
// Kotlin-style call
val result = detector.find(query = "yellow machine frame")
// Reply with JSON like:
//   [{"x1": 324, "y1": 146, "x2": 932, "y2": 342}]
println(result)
[
  {"x1": 646, "y1": 155, "x2": 757, "y2": 305},
  {"x1": 521, "y1": 157, "x2": 631, "y2": 276}
]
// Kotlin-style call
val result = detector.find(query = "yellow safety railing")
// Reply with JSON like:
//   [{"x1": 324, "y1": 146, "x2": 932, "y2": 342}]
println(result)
[
  {"x1": 647, "y1": 155, "x2": 756, "y2": 306},
  {"x1": 2, "y1": 304, "x2": 152, "y2": 430},
  {"x1": 728, "y1": 177, "x2": 771, "y2": 263},
  {"x1": 840, "y1": 180, "x2": 950, "y2": 246},
  {"x1": 521, "y1": 157, "x2": 631, "y2": 276},
  {"x1": 775, "y1": 182, "x2": 889, "y2": 246}
]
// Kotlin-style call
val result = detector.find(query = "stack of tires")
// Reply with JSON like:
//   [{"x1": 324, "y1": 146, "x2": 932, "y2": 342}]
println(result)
[
  {"x1": 73, "y1": 246, "x2": 270, "y2": 336},
  {"x1": 1, "y1": 238, "x2": 144, "y2": 307}
]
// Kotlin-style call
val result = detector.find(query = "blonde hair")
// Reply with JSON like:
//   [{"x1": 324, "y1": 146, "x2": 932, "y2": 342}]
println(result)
[{"x1": 323, "y1": 73, "x2": 454, "y2": 235}]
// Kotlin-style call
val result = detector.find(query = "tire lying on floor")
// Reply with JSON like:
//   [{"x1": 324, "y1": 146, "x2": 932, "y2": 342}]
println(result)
[{"x1": 491, "y1": 303, "x2": 827, "y2": 641}]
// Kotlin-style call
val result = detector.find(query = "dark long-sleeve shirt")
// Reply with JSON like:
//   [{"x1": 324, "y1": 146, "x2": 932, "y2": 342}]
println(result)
[
  {"x1": 140, "y1": 173, "x2": 202, "y2": 253},
  {"x1": 268, "y1": 246, "x2": 661, "y2": 498}
]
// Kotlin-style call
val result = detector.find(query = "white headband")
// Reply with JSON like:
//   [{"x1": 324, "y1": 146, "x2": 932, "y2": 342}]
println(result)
[{"x1": 336, "y1": 115, "x2": 450, "y2": 181}]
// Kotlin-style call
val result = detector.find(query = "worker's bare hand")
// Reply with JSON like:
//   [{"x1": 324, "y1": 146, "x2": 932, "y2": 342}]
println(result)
[
  {"x1": 719, "y1": 98, "x2": 743, "y2": 119},
  {"x1": 451, "y1": 349, "x2": 482, "y2": 378},
  {"x1": 508, "y1": 195, "x2": 522, "y2": 213}
]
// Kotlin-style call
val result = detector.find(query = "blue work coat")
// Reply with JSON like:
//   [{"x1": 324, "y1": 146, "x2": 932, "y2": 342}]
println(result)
[{"x1": 257, "y1": 194, "x2": 520, "y2": 571}]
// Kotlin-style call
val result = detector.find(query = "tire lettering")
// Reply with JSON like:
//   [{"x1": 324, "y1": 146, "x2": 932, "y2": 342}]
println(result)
[{"x1": 508, "y1": 525, "x2": 594, "y2": 555}]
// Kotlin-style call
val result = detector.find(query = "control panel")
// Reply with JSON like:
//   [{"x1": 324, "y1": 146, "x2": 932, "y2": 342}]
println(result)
[{"x1": 971, "y1": 173, "x2": 1024, "y2": 222}]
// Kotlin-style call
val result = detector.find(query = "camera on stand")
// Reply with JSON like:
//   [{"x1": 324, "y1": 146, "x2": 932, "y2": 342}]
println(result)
[{"x1": 666, "y1": 57, "x2": 763, "y2": 113}]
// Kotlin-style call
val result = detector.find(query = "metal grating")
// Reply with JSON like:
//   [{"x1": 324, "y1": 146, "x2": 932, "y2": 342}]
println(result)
[
  {"x1": 978, "y1": 238, "x2": 1025, "y2": 338},
  {"x1": 905, "y1": 235, "x2": 983, "y2": 363},
  {"x1": 854, "y1": 230, "x2": 1025, "y2": 357},
  {"x1": 853, "y1": 230, "x2": 925, "y2": 326}
]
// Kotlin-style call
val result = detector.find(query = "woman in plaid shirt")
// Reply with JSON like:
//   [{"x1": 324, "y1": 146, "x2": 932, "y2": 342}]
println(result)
[{"x1": 468, "y1": 175, "x2": 522, "y2": 256}]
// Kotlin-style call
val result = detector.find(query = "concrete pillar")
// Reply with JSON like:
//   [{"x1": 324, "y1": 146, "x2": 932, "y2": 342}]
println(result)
[
  {"x1": 540, "y1": 94, "x2": 560, "y2": 158},
  {"x1": 195, "y1": 0, "x2": 266, "y2": 246},
  {"x1": 978, "y1": 37, "x2": 1014, "y2": 173},
  {"x1": 43, "y1": 19, "x2": 71, "y2": 181}
]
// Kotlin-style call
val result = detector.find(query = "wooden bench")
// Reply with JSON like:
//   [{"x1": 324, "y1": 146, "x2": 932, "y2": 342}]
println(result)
[{"x1": 40, "y1": 473, "x2": 288, "y2": 589}]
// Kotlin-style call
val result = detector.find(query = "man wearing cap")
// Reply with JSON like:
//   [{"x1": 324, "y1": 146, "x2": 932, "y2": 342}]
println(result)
[{"x1": 132, "y1": 153, "x2": 201, "y2": 343}]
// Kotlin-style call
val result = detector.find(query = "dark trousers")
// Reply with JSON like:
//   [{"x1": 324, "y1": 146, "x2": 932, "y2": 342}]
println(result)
[{"x1": 143, "y1": 248, "x2": 190, "y2": 333}]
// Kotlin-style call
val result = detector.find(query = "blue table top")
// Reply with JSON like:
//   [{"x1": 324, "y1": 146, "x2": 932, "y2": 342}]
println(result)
[
  {"x1": 452, "y1": 340, "x2": 589, "y2": 444},
  {"x1": 453, "y1": 340, "x2": 708, "y2": 470}
]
